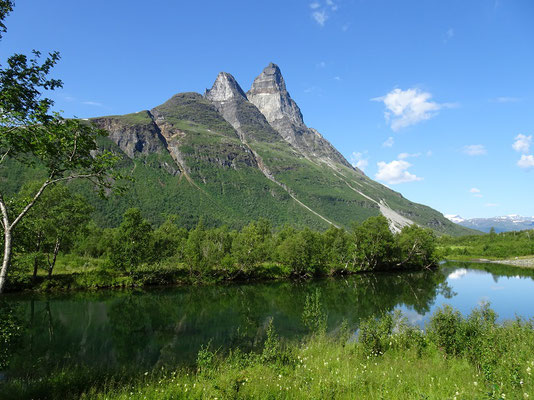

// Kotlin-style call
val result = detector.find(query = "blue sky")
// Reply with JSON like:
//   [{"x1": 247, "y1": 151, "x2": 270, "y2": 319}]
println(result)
[{"x1": 3, "y1": 0, "x2": 533, "y2": 219}]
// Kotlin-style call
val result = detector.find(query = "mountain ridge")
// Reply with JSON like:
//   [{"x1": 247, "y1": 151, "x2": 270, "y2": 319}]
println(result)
[
  {"x1": 446, "y1": 214, "x2": 534, "y2": 233},
  {"x1": 79, "y1": 63, "x2": 474, "y2": 235}
]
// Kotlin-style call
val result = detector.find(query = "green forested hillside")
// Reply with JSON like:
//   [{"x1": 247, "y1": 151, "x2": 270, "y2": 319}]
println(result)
[{"x1": 2, "y1": 68, "x2": 476, "y2": 235}]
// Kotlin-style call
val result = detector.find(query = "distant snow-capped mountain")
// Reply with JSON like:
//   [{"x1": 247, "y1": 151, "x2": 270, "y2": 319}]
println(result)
[
  {"x1": 444, "y1": 214, "x2": 466, "y2": 224},
  {"x1": 445, "y1": 214, "x2": 534, "y2": 233}
]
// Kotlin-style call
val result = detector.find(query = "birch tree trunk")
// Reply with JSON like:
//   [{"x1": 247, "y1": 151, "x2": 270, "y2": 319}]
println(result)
[{"x1": 0, "y1": 227, "x2": 12, "y2": 294}]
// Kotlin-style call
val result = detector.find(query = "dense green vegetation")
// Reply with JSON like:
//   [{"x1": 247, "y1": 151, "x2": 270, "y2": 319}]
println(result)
[
  {"x1": 440, "y1": 228, "x2": 534, "y2": 260},
  {"x1": 4, "y1": 184, "x2": 440, "y2": 291},
  {"x1": 2, "y1": 302, "x2": 534, "y2": 400}
]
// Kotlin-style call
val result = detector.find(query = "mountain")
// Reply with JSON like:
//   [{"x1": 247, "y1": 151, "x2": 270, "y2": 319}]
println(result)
[
  {"x1": 4, "y1": 63, "x2": 473, "y2": 235},
  {"x1": 446, "y1": 214, "x2": 534, "y2": 233}
]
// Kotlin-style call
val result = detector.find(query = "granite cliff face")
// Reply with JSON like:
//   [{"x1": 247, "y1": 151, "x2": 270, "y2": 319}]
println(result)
[
  {"x1": 247, "y1": 63, "x2": 355, "y2": 170},
  {"x1": 87, "y1": 63, "x2": 472, "y2": 235}
]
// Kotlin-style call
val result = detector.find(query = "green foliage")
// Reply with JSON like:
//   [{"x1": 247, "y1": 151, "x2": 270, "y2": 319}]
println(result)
[
  {"x1": 196, "y1": 341, "x2": 216, "y2": 375},
  {"x1": 109, "y1": 208, "x2": 153, "y2": 272},
  {"x1": 302, "y1": 289, "x2": 327, "y2": 334},
  {"x1": 0, "y1": 1, "x2": 13, "y2": 39},
  {"x1": 277, "y1": 228, "x2": 325, "y2": 277},
  {"x1": 0, "y1": 300, "x2": 22, "y2": 369},
  {"x1": 428, "y1": 305, "x2": 466, "y2": 357},
  {"x1": 397, "y1": 224, "x2": 438, "y2": 269},
  {"x1": 358, "y1": 311, "x2": 396, "y2": 356},
  {"x1": 350, "y1": 215, "x2": 396, "y2": 271},
  {"x1": 261, "y1": 318, "x2": 281, "y2": 363},
  {"x1": 231, "y1": 219, "x2": 272, "y2": 273},
  {"x1": 7, "y1": 305, "x2": 534, "y2": 400},
  {"x1": 0, "y1": 5, "x2": 123, "y2": 292},
  {"x1": 440, "y1": 229, "x2": 534, "y2": 259}
]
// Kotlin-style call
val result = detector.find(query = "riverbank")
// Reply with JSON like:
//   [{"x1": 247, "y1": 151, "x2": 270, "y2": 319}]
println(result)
[
  {"x1": 471, "y1": 256, "x2": 534, "y2": 268},
  {"x1": 445, "y1": 256, "x2": 534, "y2": 269},
  {"x1": 2, "y1": 305, "x2": 533, "y2": 400},
  {"x1": 6, "y1": 253, "x2": 437, "y2": 293}
]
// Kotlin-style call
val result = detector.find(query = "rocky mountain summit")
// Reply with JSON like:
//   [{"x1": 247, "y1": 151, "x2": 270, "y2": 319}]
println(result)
[{"x1": 84, "y1": 63, "x2": 471, "y2": 235}]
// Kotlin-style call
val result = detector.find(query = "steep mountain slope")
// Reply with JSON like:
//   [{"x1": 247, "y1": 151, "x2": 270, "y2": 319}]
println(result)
[{"x1": 69, "y1": 64, "x2": 473, "y2": 234}]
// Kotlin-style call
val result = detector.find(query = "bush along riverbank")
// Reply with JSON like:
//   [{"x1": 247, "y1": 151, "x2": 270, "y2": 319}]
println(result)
[
  {"x1": 2, "y1": 301, "x2": 534, "y2": 400},
  {"x1": 5, "y1": 210, "x2": 440, "y2": 292}
]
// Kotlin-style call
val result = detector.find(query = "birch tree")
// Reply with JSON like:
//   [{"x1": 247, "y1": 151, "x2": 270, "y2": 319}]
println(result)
[{"x1": 0, "y1": 2, "x2": 121, "y2": 292}]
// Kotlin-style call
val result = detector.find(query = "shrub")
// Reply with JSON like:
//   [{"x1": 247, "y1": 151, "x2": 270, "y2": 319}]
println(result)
[{"x1": 302, "y1": 289, "x2": 327, "y2": 334}]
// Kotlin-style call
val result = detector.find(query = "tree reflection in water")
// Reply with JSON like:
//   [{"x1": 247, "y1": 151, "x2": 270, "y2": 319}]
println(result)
[{"x1": 4, "y1": 269, "x2": 452, "y2": 379}]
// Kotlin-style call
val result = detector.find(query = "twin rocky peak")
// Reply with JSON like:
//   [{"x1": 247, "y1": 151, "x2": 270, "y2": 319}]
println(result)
[{"x1": 205, "y1": 63, "x2": 353, "y2": 169}]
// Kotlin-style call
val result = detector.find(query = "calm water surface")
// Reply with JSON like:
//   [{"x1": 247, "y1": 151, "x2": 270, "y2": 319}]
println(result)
[{"x1": 4, "y1": 262, "x2": 534, "y2": 378}]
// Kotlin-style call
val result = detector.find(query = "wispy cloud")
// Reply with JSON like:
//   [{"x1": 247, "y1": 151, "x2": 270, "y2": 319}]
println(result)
[
  {"x1": 382, "y1": 136, "x2": 394, "y2": 148},
  {"x1": 312, "y1": 10, "x2": 328, "y2": 26},
  {"x1": 375, "y1": 159, "x2": 422, "y2": 184},
  {"x1": 491, "y1": 96, "x2": 520, "y2": 103},
  {"x1": 372, "y1": 88, "x2": 454, "y2": 131},
  {"x1": 309, "y1": 1, "x2": 338, "y2": 26},
  {"x1": 82, "y1": 101, "x2": 104, "y2": 107},
  {"x1": 316, "y1": 61, "x2": 326, "y2": 68},
  {"x1": 398, "y1": 152, "x2": 421, "y2": 160},
  {"x1": 350, "y1": 151, "x2": 369, "y2": 172},
  {"x1": 443, "y1": 28, "x2": 454, "y2": 43},
  {"x1": 512, "y1": 134, "x2": 532, "y2": 154},
  {"x1": 333, "y1": 76, "x2": 342, "y2": 81},
  {"x1": 462, "y1": 144, "x2": 487, "y2": 156},
  {"x1": 469, "y1": 187, "x2": 483, "y2": 198}
]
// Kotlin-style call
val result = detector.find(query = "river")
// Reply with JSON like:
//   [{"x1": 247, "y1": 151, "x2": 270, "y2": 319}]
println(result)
[{"x1": 3, "y1": 262, "x2": 534, "y2": 379}]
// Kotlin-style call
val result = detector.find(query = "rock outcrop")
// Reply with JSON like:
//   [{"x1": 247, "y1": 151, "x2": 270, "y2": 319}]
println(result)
[
  {"x1": 247, "y1": 63, "x2": 356, "y2": 170},
  {"x1": 84, "y1": 63, "x2": 473, "y2": 236},
  {"x1": 91, "y1": 111, "x2": 166, "y2": 158}
]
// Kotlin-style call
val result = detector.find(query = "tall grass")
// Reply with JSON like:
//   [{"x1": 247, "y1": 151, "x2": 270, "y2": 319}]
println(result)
[{"x1": 2, "y1": 303, "x2": 534, "y2": 399}]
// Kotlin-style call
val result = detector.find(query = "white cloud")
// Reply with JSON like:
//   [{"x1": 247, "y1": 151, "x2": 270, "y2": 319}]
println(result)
[
  {"x1": 372, "y1": 88, "x2": 451, "y2": 131},
  {"x1": 350, "y1": 151, "x2": 369, "y2": 172},
  {"x1": 82, "y1": 101, "x2": 103, "y2": 107},
  {"x1": 312, "y1": 10, "x2": 328, "y2": 26},
  {"x1": 512, "y1": 134, "x2": 532, "y2": 153},
  {"x1": 426, "y1": 150, "x2": 433, "y2": 157},
  {"x1": 310, "y1": 1, "x2": 338, "y2": 26},
  {"x1": 462, "y1": 144, "x2": 487, "y2": 156},
  {"x1": 333, "y1": 76, "x2": 341, "y2": 81},
  {"x1": 492, "y1": 96, "x2": 520, "y2": 103},
  {"x1": 470, "y1": 188, "x2": 483, "y2": 198},
  {"x1": 398, "y1": 152, "x2": 421, "y2": 160},
  {"x1": 382, "y1": 136, "x2": 394, "y2": 148},
  {"x1": 325, "y1": 0, "x2": 338, "y2": 10},
  {"x1": 449, "y1": 268, "x2": 468, "y2": 280},
  {"x1": 316, "y1": 61, "x2": 326, "y2": 68},
  {"x1": 517, "y1": 154, "x2": 534, "y2": 169},
  {"x1": 375, "y1": 160, "x2": 422, "y2": 184}
]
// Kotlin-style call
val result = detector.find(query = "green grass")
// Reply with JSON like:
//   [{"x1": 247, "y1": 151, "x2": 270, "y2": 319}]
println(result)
[
  {"x1": 440, "y1": 229, "x2": 534, "y2": 260},
  {"x1": 3, "y1": 305, "x2": 534, "y2": 400}
]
